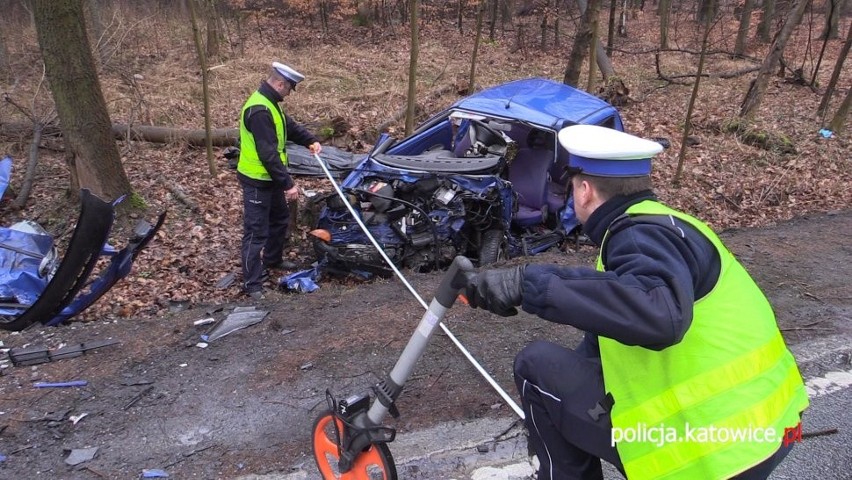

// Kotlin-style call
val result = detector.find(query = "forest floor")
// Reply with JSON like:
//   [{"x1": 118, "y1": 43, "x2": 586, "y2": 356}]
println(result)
[{"x1": 0, "y1": 4, "x2": 850, "y2": 479}]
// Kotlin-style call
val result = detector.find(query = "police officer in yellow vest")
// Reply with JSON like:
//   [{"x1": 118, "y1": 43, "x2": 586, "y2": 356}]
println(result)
[
  {"x1": 463, "y1": 125, "x2": 809, "y2": 479},
  {"x1": 238, "y1": 62, "x2": 322, "y2": 299}
]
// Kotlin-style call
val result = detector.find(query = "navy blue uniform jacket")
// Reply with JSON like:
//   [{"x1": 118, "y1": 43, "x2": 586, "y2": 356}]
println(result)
[
  {"x1": 238, "y1": 81, "x2": 319, "y2": 191},
  {"x1": 521, "y1": 191, "x2": 721, "y2": 355}
]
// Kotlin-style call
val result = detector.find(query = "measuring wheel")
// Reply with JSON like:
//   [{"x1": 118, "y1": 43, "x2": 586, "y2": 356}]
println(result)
[{"x1": 312, "y1": 410, "x2": 398, "y2": 480}]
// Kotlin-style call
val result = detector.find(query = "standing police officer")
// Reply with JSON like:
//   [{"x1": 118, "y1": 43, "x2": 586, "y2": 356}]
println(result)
[
  {"x1": 238, "y1": 62, "x2": 322, "y2": 299},
  {"x1": 464, "y1": 125, "x2": 809, "y2": 479}
]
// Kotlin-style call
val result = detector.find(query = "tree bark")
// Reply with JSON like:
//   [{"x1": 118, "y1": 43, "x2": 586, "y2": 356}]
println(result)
[
  {"x1": 188, "y1": 0, "x2": 217, "y2": 175},
  {"x1": 817, "y1": 19, "x2": 852, "y2": 117},
  {"x1": 734, "y1": 0, "x2": 756, "y2": 55},
  {"x1": 820, "y1": 0, "x2": 842, "y2": 39},
  {"x1": 675, "y1": 19, "x2": 712, "y2": 185},
  {"x1": 205, "y1": 0, "x2": 220, "y2": 59},
  {"x1": 33, "y1": 0, "x2": 132, "y2": 202},
  {"x1": 756, "y1": 0, "x2": 776, "y2": 42},
  {"x1": 828, "y1": 84, "x2": 851, "y2": 133},
  {"x1": 698, "y1": 0, "x2": 718, "y2": 24},
  {"x1": 85, "y1": 0, "x2": 108, "y2": 62},
  {"x1": 404, "y1": 0, "x2": 420, "y2": 135},
  {"x1": 566, "y1": 0, "x2": 602, "y2": 87},
  {"x1": 574, "y1": 0, "x2": 616, "y2": 79},
  {"x1": 739, "y1": 0, "x2": 809, "y2": 118},
  {"x1": 658, "y1": 0, "x2": 671, "y2": 49},
  {"x1": 12, "y1": 124, "x2": 43, "y2": 209},
  {"x1": 0, "y1": 17, "x2": 10, "y2": 75},
  {"x1": 607, "y1": 0, "x2": 617, "y2": 55},
  {"x1": 469, "y1": 0, "x2": 486, "y2": 93}
]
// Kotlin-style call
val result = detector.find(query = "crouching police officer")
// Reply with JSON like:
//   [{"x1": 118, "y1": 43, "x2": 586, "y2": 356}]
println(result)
[
  {"x1": 238, "y1": 62, "x2": 322, "y2": 299},
  {"x1": 464, "y1": 125, "x2": 809, "y2": 479}
]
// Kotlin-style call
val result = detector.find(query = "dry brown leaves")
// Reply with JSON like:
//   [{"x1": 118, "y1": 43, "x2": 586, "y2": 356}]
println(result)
[{"x1": 0, "y1": 6, "x2": 849, "y2": 322}]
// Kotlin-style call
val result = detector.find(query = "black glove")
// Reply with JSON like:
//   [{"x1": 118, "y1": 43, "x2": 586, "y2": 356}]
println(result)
[{"x1": 465, "y1": 266, "x2": 524, "y2": 316}]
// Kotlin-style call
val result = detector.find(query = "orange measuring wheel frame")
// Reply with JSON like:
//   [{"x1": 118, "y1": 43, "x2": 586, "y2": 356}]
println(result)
[
  {"x1": 310, "y1": 257, "x2": 476, "y2": 479},
  {"x1": 312, "y1": 407, "x2": 397, "y2": 480}
]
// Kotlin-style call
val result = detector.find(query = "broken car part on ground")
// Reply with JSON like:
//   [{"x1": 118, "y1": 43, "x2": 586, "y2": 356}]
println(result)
[{"x1": 0, "y1": 156, "x2": 166, "y2": 331}]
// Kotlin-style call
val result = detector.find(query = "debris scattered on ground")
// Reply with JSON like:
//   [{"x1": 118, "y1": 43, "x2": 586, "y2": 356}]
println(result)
[
  {"x1": 123, "y1": 385, "x2": 154, "y2": 411},
  {"x1": 193, "y1": 318, "x2": 215, "y2": 326},
  {"x1": 141, "y1": 468, "x2": 170, "y2": 478},
  {"x1": 215, "y1": 272, "x2": 236, "y2": 289},
  {"x1": 205, "y1": 307, "x2": 269, "y2": 342},
  {"x1": 7, "y1": 340, "x2": 119, "y2": 366},
  {"x1": 33, "y1": 380, "x2": 88, "y2": 388},
  {"x1": 69, "y1": 413, "x2": 89, "y2": 425},
  {"x1": 64, "y1": 447, "x2": 98, "y2": 466},
  {"x1": 195, "y1": 342, "x2": 208, "y2": 348},
  {"x1": 300, "y1": 362, "x2": 313, "y2": 371}
]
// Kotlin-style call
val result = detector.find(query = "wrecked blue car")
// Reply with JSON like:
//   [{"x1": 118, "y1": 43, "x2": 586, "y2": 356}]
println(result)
[
  {"x1": 310, "y1": 78, "x2": 626, "y2": 274},
  {"x1": 0, "y1": 155, "x2": 165, "y2": 331}
]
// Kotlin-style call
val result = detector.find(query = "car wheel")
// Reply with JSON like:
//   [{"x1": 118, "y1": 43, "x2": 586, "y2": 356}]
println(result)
[{"x1": 478, "y1": 229, "x2": 506, "y2": 265}]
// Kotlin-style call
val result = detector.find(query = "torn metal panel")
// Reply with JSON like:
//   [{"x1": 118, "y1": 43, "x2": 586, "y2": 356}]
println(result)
[{"x1": 205, "y1": 308, "x2": 269, "y2": 342}]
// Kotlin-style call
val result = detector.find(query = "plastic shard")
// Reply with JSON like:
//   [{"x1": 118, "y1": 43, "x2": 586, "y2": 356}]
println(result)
[{"x1": 205, "y1": 308, "x2": 269, "y2": 342}]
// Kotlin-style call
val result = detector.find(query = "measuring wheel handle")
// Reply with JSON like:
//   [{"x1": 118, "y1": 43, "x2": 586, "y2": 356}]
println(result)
[{"x1": 312, "y1": 256, "x2": 476, "y2": 479}]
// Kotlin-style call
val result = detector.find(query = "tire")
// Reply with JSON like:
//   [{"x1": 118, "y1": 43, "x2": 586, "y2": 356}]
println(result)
[
  {"x1": 312, "y1": 410, "x2": 398, "y2": 480},
  {"x1": 478, "y1": 229, "x2": 506, "y2": 266}
]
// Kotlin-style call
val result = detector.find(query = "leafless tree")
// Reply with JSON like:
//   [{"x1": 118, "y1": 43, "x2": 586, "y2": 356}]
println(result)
[
  {"x1": 405, "y1": 0, "x2": 420, "y2": 135},
  {"x1": 740, "y1": 0, "x2": 810, "y2": 118},
  {"x1": 817, "y1": 19, "x2": 852, "y2": 117},
  {"x1": 32, "y1": 0, "x2": 133, "y2": 202}
]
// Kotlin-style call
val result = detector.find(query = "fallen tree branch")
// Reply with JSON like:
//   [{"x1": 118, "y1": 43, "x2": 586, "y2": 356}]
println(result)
[
  {"x1": 0, "y1": 122, "x2": 239, "y2": 147},
  {"x1": 157, "y1": 175, "x2": 200, "y2": 212},
  {"x1": 12, "y1": 123, "x2": 43, "y2": 209}
]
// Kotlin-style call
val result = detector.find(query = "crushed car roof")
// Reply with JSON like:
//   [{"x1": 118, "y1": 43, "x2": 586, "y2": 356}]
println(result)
[{"x1": 451, "y1": 77, "x2": 617, "y2": 129}]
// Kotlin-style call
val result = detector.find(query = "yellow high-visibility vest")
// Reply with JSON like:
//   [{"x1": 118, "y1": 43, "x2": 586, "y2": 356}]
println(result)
[
  {"x1": 238, "y1": 90, "x2": 288, "y2": 181},
  {"x1": 597, "y1": 200, "x2": 809, "y2": 479}
]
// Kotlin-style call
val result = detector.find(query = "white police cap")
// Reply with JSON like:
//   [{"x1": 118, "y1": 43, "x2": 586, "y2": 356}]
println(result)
[
  {"x1": 272, "y1": 62, "x2": 305, "y2": 90},
  {"x1": 557, "y1": 125, "x2": 663, "y2": 177}
]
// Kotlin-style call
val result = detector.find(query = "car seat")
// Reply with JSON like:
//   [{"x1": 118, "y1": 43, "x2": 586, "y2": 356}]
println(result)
[
  {"x1": 508, "y1": 147, "x2": 551, "y2": 227},
  {"x1": 547, "y1": 146, "x2": 571, "y2": 215}
]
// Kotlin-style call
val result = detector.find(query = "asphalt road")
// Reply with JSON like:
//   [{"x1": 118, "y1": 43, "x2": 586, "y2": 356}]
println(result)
[{"x1": 246, "y1": 334, "x2": 852, "y2": 480}]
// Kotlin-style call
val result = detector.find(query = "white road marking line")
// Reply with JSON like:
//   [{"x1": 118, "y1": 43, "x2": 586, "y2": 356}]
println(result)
[{"x1": 806, "y1": 368, "x2": 852, "y2": 398}]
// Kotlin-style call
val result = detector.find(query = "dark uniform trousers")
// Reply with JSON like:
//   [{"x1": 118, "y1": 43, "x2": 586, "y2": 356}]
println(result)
[
  {"x1": 514, "y1": 340, "x2": 794, "y2": 480},
  {"x1": 240, "y1": 182, "x2": 289, "y2": 293}
]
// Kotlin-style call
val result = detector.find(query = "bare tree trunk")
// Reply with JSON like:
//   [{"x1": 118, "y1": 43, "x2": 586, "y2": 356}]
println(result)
[
  {"x1": 607, "y1": 0, "x2": 617, "y2": 55},
  {"x1": 659, "y1": 0, "x2": 671, "y2": 49},
  {"x1": 756, "y1": 0, "x2": 776, "y2": 42},
  {"x1": 489, "y1": 0, "x2": 498, "y2": 41},
  {"x1": 0, "y1": 27, "x2": 8, "y2": 76},
  {"x1": 586, "y1": 3, "x2": 600, "y2": 92},
  {"x1": 404, "y1": 0, "x2": 420, "y2": 135},
  {"x1": 469, "y1": 0, "x2": 486, "y2": 93},
  {"x1": 235, "y1": 9, "x2": 245, "y2": 55},
  {"x1": 457, "y1": 0, "x2": 464, "y2": 32},
  {"x1": 740, "y1": 0, "x2": 809, "y2": 118},
  {"x1": 188, "y1": 0, "x2": 216, "y2": 176},
  {"x1": 540, "y1": 0, "x2": 549, "y2": 50},
  {"x1": 205, "y1": 0, "x2": 220, "y2": 59},
  {"x1": 828, "y1": 84, "x2": 851, "y2": 133},
  {"x1": 12, "y1": 124, "x2": 43, "y2": 209},
  {"x1": 820, "y1": 0, "x2": 842, "y2": 39},
  {"x1": 698, "y1": 0, "x2": 718, "y2": 24},
  {"x1": 817, "y1": 19, "x2": 852, "y2": 117},
  {"x1": 617, "y1": 0, "x2": 627, "y2": 35},
  {"x1": 85, "y1": 0, "x2": 108, "y2": 62},
  {"x1": 675, "y1": 19, "x2": 712, "y2": 185},
  {"x1": 735, "y1": 0, "x2": 756, "y2": 55},
  {"x1": 33, "y1": 0, "x2": 132, "y2": 202},
  {"x1": 565, "y1": 0, "x2": 602, "y2": 86},
  {"x1": 575, "y1": 0, "x2": 616, "y2": 79}
]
